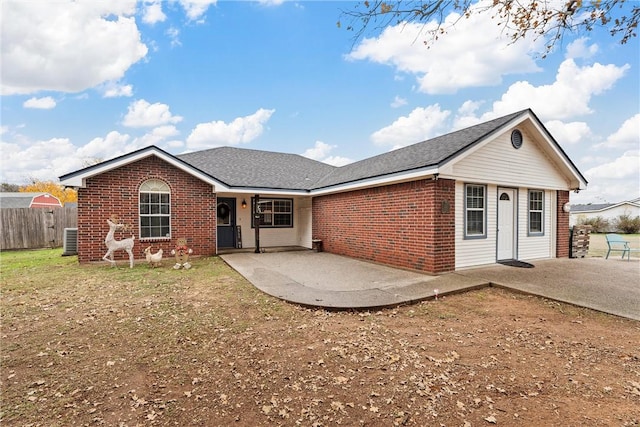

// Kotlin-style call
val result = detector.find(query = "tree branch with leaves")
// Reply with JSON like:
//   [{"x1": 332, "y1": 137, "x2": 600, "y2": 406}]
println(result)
[{"x1": 339, "y1": 0, "x2": 638, "y2": 55}]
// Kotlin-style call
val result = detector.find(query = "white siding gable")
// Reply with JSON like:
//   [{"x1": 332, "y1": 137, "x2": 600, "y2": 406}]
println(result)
[{"x1": 443, "y1": 128, "x2": 570, "y2": 190}]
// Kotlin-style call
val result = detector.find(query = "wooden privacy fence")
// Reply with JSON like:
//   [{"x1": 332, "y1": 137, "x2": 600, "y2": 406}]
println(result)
[{"x1": 0, "y1": 207, "x2": 77, "y2": 250}]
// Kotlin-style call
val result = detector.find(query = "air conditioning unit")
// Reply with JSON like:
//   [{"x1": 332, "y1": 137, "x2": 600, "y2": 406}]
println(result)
[{"x1": 62, "y1": 228, "x2": 78, "y2": 256}]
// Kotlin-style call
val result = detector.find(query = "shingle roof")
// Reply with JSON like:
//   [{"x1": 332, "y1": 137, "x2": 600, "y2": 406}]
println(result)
[
  {"x1": 311, "y1": 110, "x2": 526, "y2": 189},
  {"x1": 178, "y1": 147, "x2": 336, "y2": 190},
  {"x1": 570, "y1": 203, "x2": 613, "y2": 213},
  {"x1": 0, "y1": 192, "x2": 48, "y2": 208},
  {"x1": 177, "y1": 110, "x2": 527, "y2": 191},
  {"x1": 571, "y1": 199, "x2": 640, "y2": 213},
  {"x1": 60, "y1": 108, "x2": 587, "y2": 193}
]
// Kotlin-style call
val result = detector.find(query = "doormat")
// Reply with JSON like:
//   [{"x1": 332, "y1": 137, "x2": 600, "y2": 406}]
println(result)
[{"x1": 498, "y1": 260, "x2": 535, "y2": 268}]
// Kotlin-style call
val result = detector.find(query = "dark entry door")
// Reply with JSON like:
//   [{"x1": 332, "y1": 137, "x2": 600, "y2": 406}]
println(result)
[{"x1": 217, "y1": 198, "x2": 236, "y2": 248}]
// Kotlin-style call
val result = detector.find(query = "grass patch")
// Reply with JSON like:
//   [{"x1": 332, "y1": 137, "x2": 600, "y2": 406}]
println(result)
[{"x1": 2, "y1": 249, "x2": 639, "y2": 426}]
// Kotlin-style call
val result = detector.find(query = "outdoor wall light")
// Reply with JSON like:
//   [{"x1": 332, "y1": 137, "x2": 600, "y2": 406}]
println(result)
[{"x1": 241, "y1": 199, "x2": 247, "y2": 209}]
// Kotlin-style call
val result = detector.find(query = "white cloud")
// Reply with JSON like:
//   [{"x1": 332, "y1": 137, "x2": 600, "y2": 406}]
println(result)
[
  {"x1": 565, "y1": 37, "x2": 599, "y2": 60},
  {"x1": 301, "y1": 141, "x2": 353, "y2": 166},
  {"x1": 166, "y1": 27, "x2": 182, "y2": 48},
  {"x1": 322, "y1": 156, "x2": 353, "y2": 167},
  {"x1": 453, "y1": 101, "x2": 485, "y2": 129},
  {"x1": 571, "y1": 117, "x2": 640, "y2": 204},
  {"x1": 77, "y1": 131, "x2": 132, "y2": 161},
  {"x1": 1, "y1": 1, "x2": 148, "y2": 95},
  {"x1": 102, "y1": 83, "x2": 133, "y2": 98},
  {"x1": 391, "y1": 96, "x2": 407, "y2": 108},
  {"x1": 131, "y1": 126, "x2": 181, "y2": 148},
  {"x1": 586, "y1": 150, "x2": 640, "y2": 180},
  {"x1": 23, "y1": 97, "x2": 56, "y2": 109},
  {"x1": 186, "y1": 108, "x2": 275, "y2": 149},
  {"x1": 142, "y1": 0, "x2": 166, "y2": 25},
  {"x1": 453, "y1": 55, "x2": 630, "y2": 128},
  {"x1": 544, "y1": 120, "x2": 592, "y2": 145},
  {"x1": 347, "y1": 5, "x2": 542, "y2": 94},
  {"x1": 595, "y1": 114, "x2": 640, "y2": 149},
  {"x1": 371, "y1": 105, "x2": 451, "y2": 149},
  {"x1": 488, "y1": 59, "x2": 629, "y2": 121},
  {"x1": 572, "y1": 150, "x2": 640, "y2": 204},
  {"x1": 122, "y1": 99, "x2": 183, "y2": 128},
  {"x1": 457, "y1": 100, "x2": 483, "y2": 117},
  {"x1": 0, "y1": 124, "x2": 187, "y2": 184},
  {"x1": 179, "y1": 0, "x2": 217, "y2": 22},
  {"x1": 302, "y1": 141, "x2": 334, "y2": 160},
  {"x1": 0, "y1": 137, "x2": 81, "y2": 183}
]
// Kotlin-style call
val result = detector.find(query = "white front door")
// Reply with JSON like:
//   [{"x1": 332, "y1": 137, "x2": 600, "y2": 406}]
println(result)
[{"x1": 497, "y1": 188, "x2": 516, "y2": 260}]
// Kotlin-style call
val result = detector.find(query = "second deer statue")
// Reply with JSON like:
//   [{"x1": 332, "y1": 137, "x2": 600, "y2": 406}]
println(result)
[{"x1": 103, "y1": 216, "x2": 135, "y2": 268}]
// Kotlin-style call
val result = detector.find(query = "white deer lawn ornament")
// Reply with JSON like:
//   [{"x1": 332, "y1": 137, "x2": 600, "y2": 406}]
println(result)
[{"x1": 103, "y1": 217, "x2": 135, "y2": 268}]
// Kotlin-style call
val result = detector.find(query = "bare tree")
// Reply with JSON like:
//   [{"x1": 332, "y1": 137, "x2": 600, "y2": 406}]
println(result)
[
  {"x1": 0, "y1": 183, "x2": 21, "y2": 192},
  {"x1": 339, "y1": 0, "x2": 639, "y2": 56}
]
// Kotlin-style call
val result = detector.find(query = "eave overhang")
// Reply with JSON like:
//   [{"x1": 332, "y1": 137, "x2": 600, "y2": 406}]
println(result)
[{"x1": 59, "y1": 146, "x2": 228, "y2": 190}]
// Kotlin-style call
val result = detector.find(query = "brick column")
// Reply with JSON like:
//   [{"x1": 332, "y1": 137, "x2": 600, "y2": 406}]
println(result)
[{"x1": 556, "y1": 190, "x2": 570, "y2": 258}]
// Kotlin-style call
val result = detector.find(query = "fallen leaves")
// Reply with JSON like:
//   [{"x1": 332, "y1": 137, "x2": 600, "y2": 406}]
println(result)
[{"x1": 2, "y1": 257, "x2": 639, "y2": 426}]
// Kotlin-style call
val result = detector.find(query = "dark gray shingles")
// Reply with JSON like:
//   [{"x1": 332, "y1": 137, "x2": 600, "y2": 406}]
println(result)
[
  {"x1": 0, "y1": 193, "x2": 40, "y2": 208},
  {"x1": 311, "y1": 110, "x2": 527, "y2": 189},
  {"x1": 178, "y1": 147, "x2": 336, "y2": 190},
  {"x1": 177, "y1": 110, "x2": 528, "y2": 191}
]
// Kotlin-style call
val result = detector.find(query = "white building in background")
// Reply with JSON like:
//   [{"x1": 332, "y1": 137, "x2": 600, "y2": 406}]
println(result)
[{"x1": 570, "y1": 198, "x2": 640, "y2": 229}]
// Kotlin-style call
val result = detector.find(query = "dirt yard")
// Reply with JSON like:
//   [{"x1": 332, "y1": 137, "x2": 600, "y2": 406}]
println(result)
[{"x1": 1, "y1": 248, "x2": 639, "y2": 426}]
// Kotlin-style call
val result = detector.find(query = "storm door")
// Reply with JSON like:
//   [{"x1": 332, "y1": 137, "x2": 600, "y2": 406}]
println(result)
[
  {"x1": 217, "y1": 198, "x2": 236, "y2": 249},
  {"x1": 497, "y1": 189, "x2": 516, "y2": 260}
]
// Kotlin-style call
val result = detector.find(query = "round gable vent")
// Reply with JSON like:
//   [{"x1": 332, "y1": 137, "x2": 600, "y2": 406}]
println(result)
[{"x1": 511, "y1": 129, "x2": 523, "y2": 149}]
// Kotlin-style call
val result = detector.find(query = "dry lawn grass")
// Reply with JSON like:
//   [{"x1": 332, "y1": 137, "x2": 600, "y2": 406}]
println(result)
[
  {"x1": 587, "y1": 233, "x2": 640, "y2": 259},
  {"x1": 1, "y1": 248, "x2": 639, "y2": 426}
]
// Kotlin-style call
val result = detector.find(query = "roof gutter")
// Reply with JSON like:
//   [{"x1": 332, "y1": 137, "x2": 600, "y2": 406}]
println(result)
[{"x1": 310, "y1": 165, "x2": 440, "y2": 196}]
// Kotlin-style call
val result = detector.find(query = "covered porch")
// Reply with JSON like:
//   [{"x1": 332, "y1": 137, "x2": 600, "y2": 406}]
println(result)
[{"x1": 215, "y1": 193, "x2": 314, "y2": 253}]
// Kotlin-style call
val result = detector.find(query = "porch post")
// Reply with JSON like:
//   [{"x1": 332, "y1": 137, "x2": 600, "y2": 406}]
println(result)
[{"x1": 254, "y1": 194, "x2": 261, "y2": 253}]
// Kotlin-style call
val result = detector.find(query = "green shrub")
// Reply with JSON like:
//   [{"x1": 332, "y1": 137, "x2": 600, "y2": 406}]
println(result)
[
  {"x1": 577, "y1": 216, "x2": 610, "y2": 233},
  {"x1": 613, "y1": 214, "x2": 640, "y2": 234}
]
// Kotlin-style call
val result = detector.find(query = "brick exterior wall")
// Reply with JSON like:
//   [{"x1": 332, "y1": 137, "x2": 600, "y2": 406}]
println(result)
[
  {"x1": 312, "y1": 178, "x2": 456, "y2": 274},
  {"x1": 77, "y1": 156, "x2": 216, "y2": 264},
  {"x1": 556, "y1": 190, "x2": 570, "y2": 258}
]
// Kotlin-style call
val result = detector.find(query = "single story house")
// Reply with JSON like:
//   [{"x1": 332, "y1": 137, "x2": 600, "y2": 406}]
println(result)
[
  {"x1": 59, "y1": 109, "x2": 587, "y2": 274},
  {"x1": 0, "y1": 192, "x2": 63, "y2": 208},
  {"x1": 570, "y1": 198, "x2": 640, "y2": 229}
]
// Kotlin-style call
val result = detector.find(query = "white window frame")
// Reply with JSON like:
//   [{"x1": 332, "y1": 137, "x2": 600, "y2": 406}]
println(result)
[
  {"x1": 251, "y1": 197, "x2": 293, "y2": 228},
  {"x1": 139, "y1": 179, "x2": 171, "y2": 239},
  {"x1": 528, "y1": 189, "x2": 544, "y2": 236},
  {"x1": 464, "y1": 184, "x2": 487, "y2": 239}
]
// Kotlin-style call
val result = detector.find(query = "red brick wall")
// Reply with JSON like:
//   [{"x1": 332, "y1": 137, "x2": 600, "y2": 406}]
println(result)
[
  {"x1": 556, "y1": 190, "x2": 570, "y2": 258},
  {"x1": 312, "y1": 178, "x2": 456, "y2": 274},
  {"x1": 77, "y1": 156, "x2": 216, "y2": 264}
]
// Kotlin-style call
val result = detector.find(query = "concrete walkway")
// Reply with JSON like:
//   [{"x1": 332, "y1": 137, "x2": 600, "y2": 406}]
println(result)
[{"x1": 220, "y1": 251, "x2": 640, "y2": 320}]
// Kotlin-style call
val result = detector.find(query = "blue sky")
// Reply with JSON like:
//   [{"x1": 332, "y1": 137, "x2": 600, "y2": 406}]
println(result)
[{"x1": 1, "y1": 0, "x2": 638, "y2": 205}]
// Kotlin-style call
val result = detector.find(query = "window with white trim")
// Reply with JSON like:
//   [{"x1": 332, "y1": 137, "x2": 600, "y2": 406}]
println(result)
[
  {"x1": 465, "y1": 184, "x2": 486, "y2": 238},
  {"x1": 139, "y1": 179, "x2": 171, "y2": 238},
  {"x1": 252, "y1": 197, "x2": 293, "y2": 228},
  {"x1": 528, "y1": 190, "x2": 544, "y2": 235}
]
